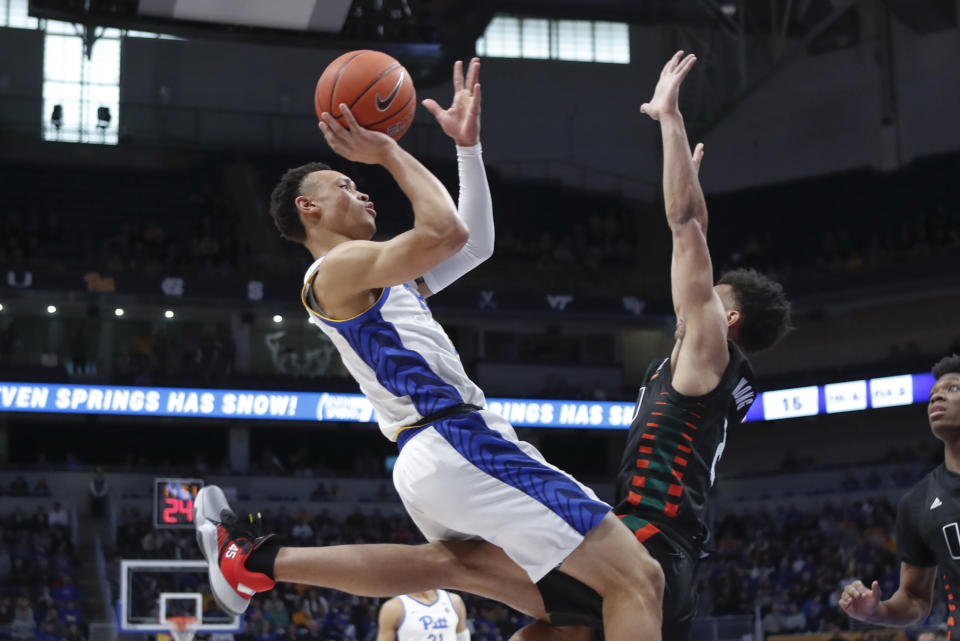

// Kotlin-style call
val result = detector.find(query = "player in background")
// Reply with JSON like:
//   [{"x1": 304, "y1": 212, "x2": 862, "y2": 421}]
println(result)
[
  {"x1": 839, "y1": 354, "x2": 960, "y2": 636},
  {"x1": 509, "y1": 51, "x2": 792, "y2": 641},
  {"x1": 195, "y1": 58, "x2": 665, "y2": 641},
  {"x1": 377, "y1": 590, "x2": 469, "y2": 641}
]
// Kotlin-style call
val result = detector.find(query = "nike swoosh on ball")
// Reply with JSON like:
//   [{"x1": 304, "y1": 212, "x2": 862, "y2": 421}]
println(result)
[{"x1": 376, "y1": 72, "x2": 404, "y2": 111}]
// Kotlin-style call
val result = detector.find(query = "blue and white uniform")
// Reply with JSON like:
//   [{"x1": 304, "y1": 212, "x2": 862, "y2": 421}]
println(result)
[
  {"x1": 303, "y1": 257, "x2": 484, "y2": 441},
  {"x1": 395, "y1": 591, "x2": 459, "y2": 641},
  {"x1": 303, "y1": 258, "x2": 610, "y2": 581}
]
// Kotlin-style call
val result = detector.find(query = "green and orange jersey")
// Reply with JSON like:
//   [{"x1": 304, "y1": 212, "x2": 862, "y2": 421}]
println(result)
[{"x1": 614, "y1": 342, "x2": 756, "y2": 555}]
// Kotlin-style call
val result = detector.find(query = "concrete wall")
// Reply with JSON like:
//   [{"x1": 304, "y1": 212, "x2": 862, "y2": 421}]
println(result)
[
  {"x1": 749, "y1": 285, "x2": 960, "y2": 377},
  {"x1": 701, "y1": 20, "x2": 960, "y2": 193},
  {"x1": 720, "y1": 402, "x2": 937, "y2": 477}
]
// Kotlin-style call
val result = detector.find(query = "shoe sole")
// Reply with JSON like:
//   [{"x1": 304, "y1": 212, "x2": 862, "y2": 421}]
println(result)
[{"x1": 194, "y1": 485, "x2": 250, "y2": 616}]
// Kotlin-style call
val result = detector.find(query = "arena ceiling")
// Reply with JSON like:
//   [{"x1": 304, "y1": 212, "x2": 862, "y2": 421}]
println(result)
[
  {"x1": 23, "y1": 0, "x2": 855, "y2": 84},
  {"x1": 26, "y1": 0, "x2": 957, "y2": 127}
]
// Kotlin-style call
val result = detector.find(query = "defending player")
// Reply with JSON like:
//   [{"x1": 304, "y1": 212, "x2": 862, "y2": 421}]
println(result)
[
  {"x1": 839, "y1": 355, "x2": 960, "y2": 635},
  {"x1": 194, "y1": 58, "x2": 665, "y2": 641},
  {"x1": 509, "y1": 51, "x2": 792, "y2": 641},
  {"x1": 377, "y1": 590, "x2": 469, "y2": 641}
]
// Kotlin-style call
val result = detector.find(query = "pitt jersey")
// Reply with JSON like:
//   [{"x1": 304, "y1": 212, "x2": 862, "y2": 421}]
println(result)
[
  {"x1": 396, "y1": 591, "x2": 460, "y2": 641},
  {"x1": 302, "y1": 257, "x2": 485, "y2": 441}
]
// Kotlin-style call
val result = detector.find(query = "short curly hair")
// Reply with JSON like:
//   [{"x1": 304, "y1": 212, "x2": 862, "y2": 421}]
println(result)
[
  {"x1": 717, "y1": 268, "x2": 793, "y2": 353},
  {"x1": 932, "y1": 354, "x2": 960, "y2": 380},
  {"x1": 268, "y1": 162, "x2": 331, "y2": 242}
]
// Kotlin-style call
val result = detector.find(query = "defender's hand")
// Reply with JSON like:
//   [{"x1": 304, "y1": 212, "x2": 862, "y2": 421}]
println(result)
[
  {"x1": 319, "y1": 105, "x2": 398, "y2": 165},
  {"x1": 422, "y1": 58, "x2": 482, "y2": 147},
  {"x1": 839, "y1": 580, "x2": 883, "y2": 621},
  {"x1": 641, "y1": 51, "x2": 697, "y2": 121}
]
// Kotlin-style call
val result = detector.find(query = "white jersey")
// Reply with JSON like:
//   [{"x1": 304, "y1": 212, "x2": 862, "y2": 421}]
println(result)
[
  {"x1": 396, "y1": 591, "x2": 460, "y2": 641},
  {"x1": 302, "y1": 257, "x2": 486, "y2": 441}
]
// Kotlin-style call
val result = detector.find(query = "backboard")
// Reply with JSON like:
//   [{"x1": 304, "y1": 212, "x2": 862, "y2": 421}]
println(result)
[{"x1": 118, "y1": 559, "x2": 243, "y2": 634}]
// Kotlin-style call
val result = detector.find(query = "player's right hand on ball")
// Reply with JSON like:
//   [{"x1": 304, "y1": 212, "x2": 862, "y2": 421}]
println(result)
[
  {"x1": 838, "y1": 579, "x2": 882, "y2": 621},
  {"x1": 319, "y1": 104, "x2": 397, "y2": 165}
]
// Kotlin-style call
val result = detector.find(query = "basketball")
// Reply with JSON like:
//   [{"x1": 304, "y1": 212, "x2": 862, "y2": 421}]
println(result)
[{"x1": 314, "y1": 50, "x2": 417, "y2": 140}]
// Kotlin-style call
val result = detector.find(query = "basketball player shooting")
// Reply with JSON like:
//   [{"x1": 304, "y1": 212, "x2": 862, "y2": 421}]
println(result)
[
  {"x1": 194, "y1": 58, "x2": 665, "y2": 641},
  {"x1": 506, "y1": 51, "x2": 792, "y2": 641}
]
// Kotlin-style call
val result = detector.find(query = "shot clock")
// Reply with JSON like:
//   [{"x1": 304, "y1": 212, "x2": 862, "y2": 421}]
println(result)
[{"x1": 153, "y1": 478, "x2": 204, "y2": 529}]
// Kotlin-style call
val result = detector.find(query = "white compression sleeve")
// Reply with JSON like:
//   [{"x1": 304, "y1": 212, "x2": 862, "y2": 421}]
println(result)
[
  {"x1": 456, "y1": 630, "x2": 471, "y2": 641},
  {"x1": 420, "y1": 142, "x2": 494, "y2": 294}
]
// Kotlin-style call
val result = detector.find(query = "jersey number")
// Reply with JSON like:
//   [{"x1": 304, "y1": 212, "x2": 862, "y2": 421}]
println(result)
[
  {"x1": 428, "y1": 635, "x2": 443, "y2": 641},
  {"x1": 943, "y1": 522, "x2": 960, "y2": 560}
]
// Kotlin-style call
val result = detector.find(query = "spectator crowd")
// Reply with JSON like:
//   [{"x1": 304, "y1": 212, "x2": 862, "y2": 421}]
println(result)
[{"x1": 0, "y1": 502, "x2": 85, "y2": 641}]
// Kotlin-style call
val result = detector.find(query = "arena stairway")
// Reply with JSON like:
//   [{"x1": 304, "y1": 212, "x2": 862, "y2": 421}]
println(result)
[
  {"x1": 221, "y1": 161, "x2": 274, "y2": 260},
  {"x1": 76, "y1": 513, "x2": 114, "y2": 626}
]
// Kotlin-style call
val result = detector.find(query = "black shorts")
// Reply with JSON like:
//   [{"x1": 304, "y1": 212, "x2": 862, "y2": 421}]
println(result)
[{"x1": 536, "y1": 521, "x2": 698, "y2": 641}]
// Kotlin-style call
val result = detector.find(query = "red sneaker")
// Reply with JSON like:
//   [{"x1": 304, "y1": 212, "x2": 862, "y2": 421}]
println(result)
[{"x1": 194, "y1": 485, "x2": 277, "y2": 615}]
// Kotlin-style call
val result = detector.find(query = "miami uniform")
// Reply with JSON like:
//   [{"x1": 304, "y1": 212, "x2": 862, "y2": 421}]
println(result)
[
  {"x1": 896, "y1": 465, "x2": 960, "y2": 637},
  {"x1": 536, "y1": 342, "x2": 757, "y2": 640},
  {"x1": 302, "y1": 257, "x2": 610, "y2": 582},
  {"x1": 395, "y1": 591, "x2": 460, "y2": 641}
]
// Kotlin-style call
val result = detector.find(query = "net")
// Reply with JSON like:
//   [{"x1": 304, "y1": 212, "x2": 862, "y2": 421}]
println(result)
[{"x1": 166, "y1": 616, "x2": 199, "y2": 641}]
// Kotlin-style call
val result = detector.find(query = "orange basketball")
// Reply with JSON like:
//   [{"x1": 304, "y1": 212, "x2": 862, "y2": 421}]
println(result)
[{"x1": 314, "y1": 50, "x2": 416, "y2": 141}]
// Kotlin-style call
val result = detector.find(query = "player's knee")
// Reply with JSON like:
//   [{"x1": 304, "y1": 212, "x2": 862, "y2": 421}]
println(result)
[
  {"x1": 637, "y1": 550, "x2": 665, "y2": 598},
  {"x1": 420, "y1": 541, "x2": 463, "y2": 583},
  {"x1": 425, "y1": 540, "x2": 489, "y2": 589},
  {"x1": 604, "y1": 546, "x2": 664, "y2": 602}
]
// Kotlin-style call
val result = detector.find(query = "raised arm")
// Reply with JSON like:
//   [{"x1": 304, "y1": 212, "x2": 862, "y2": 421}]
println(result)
[
  {"x1": 641, "y1": 51, "x2": 729, "y2": 395},
  {"x1": 839, "y1": 564, "x2": 936, "y2": 627},
  {"x1": 315, "y1": 105, "x2": 468, "y2": 303},
  {"x1": 418, "y1": 58, "x2": 493, "y2": 297}
]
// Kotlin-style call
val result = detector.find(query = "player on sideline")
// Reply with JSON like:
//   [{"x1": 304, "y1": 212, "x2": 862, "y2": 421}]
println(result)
[
  {"x1": 505, "y1": 51, "x2": 792, "y2": 641},
  {"x1": 376, "y1": 590, "x2": 469, "y2": 641},
  {"x1": 194, "y1": 58, "x2": 665, "y2": 641},
  {"x1": 839, "y1": 354, "x2": 960, "y2": 636}
]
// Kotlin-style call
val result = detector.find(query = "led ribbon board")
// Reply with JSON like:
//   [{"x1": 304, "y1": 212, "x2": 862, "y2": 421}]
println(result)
[{"x1": 0, "y1": 374, "x2": 937, "y2": 427}]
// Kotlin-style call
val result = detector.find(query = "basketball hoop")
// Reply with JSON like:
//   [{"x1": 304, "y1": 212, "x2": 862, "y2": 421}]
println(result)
[{"x1": 166, "y1": 615, "x2": 200, "y2": 641}]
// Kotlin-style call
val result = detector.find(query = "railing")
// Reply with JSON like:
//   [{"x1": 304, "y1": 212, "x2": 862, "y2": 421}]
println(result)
[
  {"x1": 690, "y1": 614, "x2": 756, "y2": 641},
  {"x1": 94, "y1": 536, "x2": 116, "y2": 628},
  {"x1": 70, "y1": 498, "x2": 80, "y2": 546},
  {"x1": 0, "y1": 93, "x2": 439, "y2": 155},
  {"x1": 497, "y1": 157, "x2": 658, "y2": 199},
  {"x1": 89, "y1": 622, "x2": 121, "y2": 641},
  {"x1": 37, "y1": 614, "x2": 762, "y2": 641}
]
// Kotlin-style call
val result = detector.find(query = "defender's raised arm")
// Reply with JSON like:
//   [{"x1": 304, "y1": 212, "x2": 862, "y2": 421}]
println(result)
[{"x1": 641, "y1": 51, "x2": 729, "y2": 395}]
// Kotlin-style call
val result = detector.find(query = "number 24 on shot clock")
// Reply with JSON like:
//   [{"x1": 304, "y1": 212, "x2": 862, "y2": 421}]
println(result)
[{"x1": 153, "y1": 478, "x2": 204, "y2": 529}]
